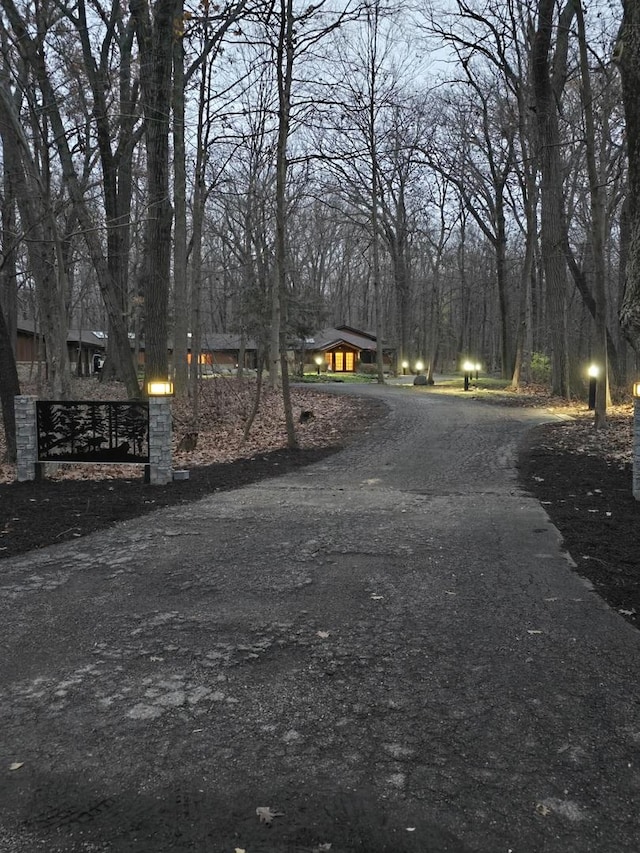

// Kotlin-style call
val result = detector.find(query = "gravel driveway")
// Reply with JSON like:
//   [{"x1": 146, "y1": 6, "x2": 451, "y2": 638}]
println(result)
[{"x1": 1, "y1": 385, "x2": 639, "y2": 852}]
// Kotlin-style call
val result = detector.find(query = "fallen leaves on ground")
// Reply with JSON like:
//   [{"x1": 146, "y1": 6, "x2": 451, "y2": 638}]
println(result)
[
  {"x1": 536, "y1": 410, "x2": 633, "y2": 468},
  {"x1": 256, "y1": 806, "x2": 284, "y2": 825},
  {"x1": 0, "y1": 377, "x2": 377, "y2": 484}
]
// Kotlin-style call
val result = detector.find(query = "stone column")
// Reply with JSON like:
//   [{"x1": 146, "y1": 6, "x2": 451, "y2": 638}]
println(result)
[
  {"x1": 634, "y1": 396, "x2": 640, "y2": 500},
  {"x1": 15, "y1": 395, "x2": 38, "y2": 482},
  {"x1": 148, "y1": 397, "x2": 173, "y2": 485}
]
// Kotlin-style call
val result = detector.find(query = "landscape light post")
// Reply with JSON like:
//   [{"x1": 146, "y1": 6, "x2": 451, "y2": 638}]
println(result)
[
  {"x1": 146, "y1": 380, "x2": 174, "y2": 397},
  {"x1": 463, "y1": 360, "x2": 474, "y2": 391},
  {"x1": 633, "y1": 383, "x2": 640, "y2": 500},
  {"x1": 475, "y1": 362, "x2": 481, "y2": 382},
  {"x1": 402, "y1": 360, "x2": 409, "y2": 376},
  {"x1": 315, "y1": 355, "x2": 323, "y2": 375},
  {"x1": 588, "y1": 364, "x2": 599, "y2": 410}
]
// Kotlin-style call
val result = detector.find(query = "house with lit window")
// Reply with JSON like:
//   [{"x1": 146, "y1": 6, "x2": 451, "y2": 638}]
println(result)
[
  {"x1": 195, "y1": 333, "x2": 258, "y2": 371},
  {"x1": 303, "y1": 325, "x2": 395, "y2": 373}
]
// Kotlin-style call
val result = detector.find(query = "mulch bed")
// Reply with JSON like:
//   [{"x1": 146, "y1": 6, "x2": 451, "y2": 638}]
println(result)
[
  {"x1": 518, "y1": 422, "x2": 640, "y2": 629},
  {"x1": 0, "y1": 447, "x2": 339, "y2": 559}
]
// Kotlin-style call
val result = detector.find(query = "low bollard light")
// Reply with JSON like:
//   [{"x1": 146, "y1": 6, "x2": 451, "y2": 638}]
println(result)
[
  {"x1": 588, "y1": 364, "x2": 599, "y2": 410},
  {"x1": 463, "y1": 360, "x2": 474, "y2": 391}
]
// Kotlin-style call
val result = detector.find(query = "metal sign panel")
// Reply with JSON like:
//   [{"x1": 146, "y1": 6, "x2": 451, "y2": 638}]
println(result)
[{"x1": 36, "y1": 401, "x2": 149, "y2": 463}]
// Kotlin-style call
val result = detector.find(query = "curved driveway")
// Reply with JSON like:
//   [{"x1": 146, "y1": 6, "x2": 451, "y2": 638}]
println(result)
[{"x1": 1, "y1": 384, "x2": 639, "y2": 853}]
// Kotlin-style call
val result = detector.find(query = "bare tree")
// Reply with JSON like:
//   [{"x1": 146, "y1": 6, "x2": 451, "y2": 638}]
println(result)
[
  {"x1": 130, "y1": 0, "x2": 179, "y2": 387},
  {"x1": 320, "y1": 0, "x2": 417, "y2": 380},
  {"x1": 271, "y1": 0, "x2": 297, "y2": 445},
  {"x1": 378, "y1": 101, "x2": 428, "y2": 376},
  {"x1": 429, "y1": 79, "x2": 517, "y2": 378},
  {"x1": 74, "y1": 0, "x2": 141, "y2": 386},
  {"x1": 1, "y1": 0, "x2": 141, "y2": 396},
  {"x1": 172, "y1": 12, "x2": 188, "y2": 395},
  {"x1": 616, "y1": 0, "x2": 640, "y2": 356},
  {"x1": 575, "y1": 1, "x2": 607, "y2": 426},
  {"x1": 532, "y1": 0, "x2": 575, "y2": 397},
  {"x1": 173, "y1": 0, "x2": 249, "y2": 397},
  {"x1": 0, "y1": 298, "x2": 19, "y2": 460},
  {"x1": 0, "y1": 67, "x2": 71, "y2": 397}
]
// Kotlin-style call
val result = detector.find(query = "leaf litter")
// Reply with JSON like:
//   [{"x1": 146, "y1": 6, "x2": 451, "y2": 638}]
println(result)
[{"x1": 0, "y1": 377, "x2": 377, "y2": 484}]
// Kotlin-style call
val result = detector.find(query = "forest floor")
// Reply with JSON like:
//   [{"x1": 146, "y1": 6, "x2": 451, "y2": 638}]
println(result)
[{"x1": 1, "y1": 377, "x2": 638, "y2": 632}]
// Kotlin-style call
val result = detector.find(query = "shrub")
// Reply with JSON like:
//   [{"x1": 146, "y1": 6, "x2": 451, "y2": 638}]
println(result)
[{"x1": 531, "y1": 352, "x2": 551, "y2": 384}]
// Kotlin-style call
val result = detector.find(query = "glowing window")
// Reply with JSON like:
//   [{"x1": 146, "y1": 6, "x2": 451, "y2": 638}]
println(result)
[{"x1": 345, "y1": 352, "x2": 354, "y2": 371}]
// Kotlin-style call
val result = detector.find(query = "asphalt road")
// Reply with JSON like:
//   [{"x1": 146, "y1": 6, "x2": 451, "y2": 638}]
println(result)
[{"x1": 1, "y1": 384, "x2": 639, "y2": 853}]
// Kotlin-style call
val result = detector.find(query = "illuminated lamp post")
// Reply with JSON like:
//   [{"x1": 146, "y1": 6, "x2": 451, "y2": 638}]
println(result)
[
  {"x1": 588, "y1": 364, "x2": 599, "y2": 410},
  {"x1": 315, "y1": 355, "x2": 323, "y2": 375},
  {"x1": 463, "y1": 360, "x2": 474, "y2": 391},
  {"x1": 475, "y1": 362, "x2": 481, "y2": 382},
  {"x1": 402, "y1": 360, "x2": 409, "y2": 376},
  {"x1": 413, "y1": 360, "x2": 428, "y2": 386},
  {"x1": 146, "y1": 379, "x2": 174, "y2": 397},
  {"x1": 633, "y1": 382, "x2": 640, "y2": 500}
]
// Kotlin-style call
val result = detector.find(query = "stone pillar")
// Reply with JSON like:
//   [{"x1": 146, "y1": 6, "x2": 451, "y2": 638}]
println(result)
[
  {"x1": 15, "y1": 395, "x2": 38, "y2": 482},
  {"x1": 634, "y1": 396, "x2": 640, "y2": 501},
  {"x1": 148, "y1": 397, "x2": 172, "y2": 485}
]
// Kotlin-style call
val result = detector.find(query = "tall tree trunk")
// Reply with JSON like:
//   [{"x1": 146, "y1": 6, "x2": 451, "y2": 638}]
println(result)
[
  {"x1": 576, "y1": 1, "x2": 607, "y2": 427},
  {"x1": 0, "y1": 299, "x2": 20, "y2": 461},
  {"x1": 532, "y1": 0, "x2": 575, "y2": 397},
  {"x1": 617, "y1": 1, "x2": 640, "y2": 353},
  {"x1": 189, "y1": 159, "x2": 204, "y2": 420},
  {"x1": 273, "y1": 0, "x2": 297, "y2": 446},
  {"x1": 495, "y1": 193, "x2": 510, "y2": 377},
  {"x1": 383, "y1": 188, "x2": 410, "y2": 376},
  {"x1": 366, "y1": 3, "x2": 385, "y2": 384},
  {"x1": 131, "y1": 0, "x2": 177, "y2": 386},
  {"x1": 172, "y1": 16, "x2": 189, "y2": 395},
  {"x1": 618, "y1": 198, "x2": 631, "y2": 384},
  {"x1": 0, "y1": 137, "x2": 17, "y2": 354},
  {"x1": 510, "y1": 61, "x2": 538, "y2": 390}
]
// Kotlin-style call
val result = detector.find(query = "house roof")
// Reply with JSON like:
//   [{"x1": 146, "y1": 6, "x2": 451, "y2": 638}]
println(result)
[
  {"x1": 306, "y1": 326, "x2": 388, "y2": 352},
  {"x1": 335, "y1": 325, "x2": 378, "y2": 343},
  {"x1": 18, "y1": 319, "x2": 107, "y2": 348},
  {"x1": 17, "y1": 321, "x2": 263, "y2": 353},
  {"x1": 70, "y1": 330, "x2": 107, "y2": 348}
]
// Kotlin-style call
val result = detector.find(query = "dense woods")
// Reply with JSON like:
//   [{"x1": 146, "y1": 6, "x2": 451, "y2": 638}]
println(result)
[{"x1": 0, "y1": 0, "x2": 637, "y2": 457}]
